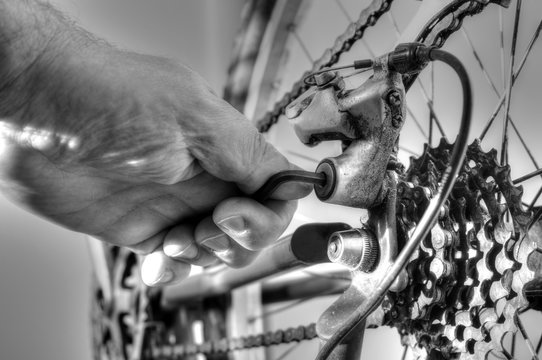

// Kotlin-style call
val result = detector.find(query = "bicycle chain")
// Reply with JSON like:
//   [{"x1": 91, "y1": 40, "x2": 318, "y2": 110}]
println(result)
[
  {"x1": 255, "y1": 0, "x2": 494, "y2": 134},
  {"x1": 255, "y1": 0, "x2": 392, "y2": 133},
  {"x1": 148, "y1": 323, "x2": 318, "y2": 358}
]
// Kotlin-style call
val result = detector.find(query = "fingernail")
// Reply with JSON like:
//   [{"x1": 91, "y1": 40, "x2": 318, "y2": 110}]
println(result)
[
  {"x1": 216, "y1": 215, "x2": 248, "y2": 238},
  {"x1": 164, "y1": 242, "x2": 199, "y2": 259},
  {"x1": 200, "y1": 233, "x2": 231, "y2": 252},
  {"x1": 143, "y1": 267, "x2": 174, "y2": 287}
]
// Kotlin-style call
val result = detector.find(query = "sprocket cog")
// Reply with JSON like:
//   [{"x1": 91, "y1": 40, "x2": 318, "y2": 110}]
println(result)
[{"x1": 384, "y1": 138, "x2": 542, "y2": 359}]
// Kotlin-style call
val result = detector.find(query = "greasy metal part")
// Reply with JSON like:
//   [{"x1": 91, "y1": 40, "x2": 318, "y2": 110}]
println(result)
[
  {"x1": 379, "y1": 140, "x2": 542, "y2": 360},
  {"x1": 293, "y1": 57, "x2": 406, "y2": 208},
  {"x1": 286, "y1": 72, "x2": 352, "y2": 145},
  {"x1": 327, "y1": 228, "x2": 379, "y2": 272},
  {"x1": 317, "y1": 174, "x2": 403, "y2": 340},
  {"x1": 162, "y1": 223, "x2": 350, "y2": 308}
]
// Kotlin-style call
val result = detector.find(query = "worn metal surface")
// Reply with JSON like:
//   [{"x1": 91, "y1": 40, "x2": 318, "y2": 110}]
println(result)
[
  {"x1": 286, "y1": 58, "x2": 406, "y2": 208},
  {"x1": 381, "y1": 140, "x2": 539, "y2": 359},
  {"x1": 317, "y1": 175, "x2": 403, "y2": 340}
]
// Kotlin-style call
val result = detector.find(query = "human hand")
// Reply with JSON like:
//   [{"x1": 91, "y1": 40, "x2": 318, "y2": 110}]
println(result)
[{"x1": 0, "y1": 24, "x2": 310, "y2": 285}]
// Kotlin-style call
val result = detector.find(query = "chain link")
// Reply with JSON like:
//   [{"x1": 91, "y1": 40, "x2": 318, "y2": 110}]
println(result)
[
  {"x1": 149, "y1": 323, "x2": 318, "y2": 358},
  {"x1": 255, "y1": 0, "x2": 392, "y2": 133},
  {"x1": 256, "y1": 0, "x2": 492, "y2": 133}
]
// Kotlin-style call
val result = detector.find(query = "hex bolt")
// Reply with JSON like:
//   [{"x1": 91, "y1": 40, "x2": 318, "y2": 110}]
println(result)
[
  {"x1": 328, "y1": 237, "x2": 340, "y2": 258},
  {"x1": 387, "y1": 90, "x2": 402, "y2": 107},
  {"x1": 327, "y1": 228, "x2": 379, "y2": 272},
  {"x1": 314, "y1": 71, "x2": 337, "y2": 87},
  {"x1": 392, "y1": 114, "x2": 403, "y2": 128}
]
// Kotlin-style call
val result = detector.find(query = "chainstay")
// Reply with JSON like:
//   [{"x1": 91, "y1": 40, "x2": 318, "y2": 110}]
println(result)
[
  {"x1": 149, "y1": 323, "x2": 318, "y2": 358},
  {"x1": 255, "y1": 0, "x2": 497, "y2": 133}
]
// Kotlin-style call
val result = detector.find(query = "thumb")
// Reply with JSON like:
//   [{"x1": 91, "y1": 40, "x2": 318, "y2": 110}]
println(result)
[{"x1": 187, "y1": 96, "x2": 311, "y2": 200}]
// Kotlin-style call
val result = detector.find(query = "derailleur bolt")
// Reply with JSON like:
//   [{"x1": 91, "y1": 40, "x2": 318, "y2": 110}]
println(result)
[
  {"x1": 387, "y1": 90, "x2": 402, "y2": 107},
  {"x1": 314, "y1": 71, "x2": 337, "y2": 87},
  {"x1": 327, "y1": 228, "x2": 379, "y2": 272},
  {"x1": 392, "y1": 114, "x2": 403, "y2": 128}
]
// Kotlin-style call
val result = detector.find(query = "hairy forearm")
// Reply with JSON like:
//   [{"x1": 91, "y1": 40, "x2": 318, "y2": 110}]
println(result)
[
  {"x1": 0, "y1": 0, "x2": 84, "y2": 100},
  {"x1": 0, "y1": 0, "x2": 106, "y2": 125},
  {"x1": 0, "y1": 0, "x2": 195, "y2": 184}
]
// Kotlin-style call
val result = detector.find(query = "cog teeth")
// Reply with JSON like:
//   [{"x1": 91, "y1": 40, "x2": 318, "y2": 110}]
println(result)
[
  {"x1": 494, "y1": 250, "x2": 514, "y2": 275},
  {"x1": 393, "y1": 138, "x2": 538, "y2": 359}
]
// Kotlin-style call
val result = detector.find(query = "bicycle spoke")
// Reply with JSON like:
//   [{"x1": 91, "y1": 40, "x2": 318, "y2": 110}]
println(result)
[
  {"x1": 536, "y1": 329, "x2": 542, "y2": 355},
  {"x1": 388, "y1": 11, "x2": 445, "y2": 140},
  {"x1": 288, "y1": 24, "x2": 314, "y2": 62},
  {"x1": 429, "y1": 62, "x2": 435, "y2": 146},
  {"x1": 275, "y1": 343, "x2": 299, "y2": 360},
  {"x1": 462, "y1": 25, "x2": 541, "y2": 179},
  {"x1": 513, "y1": 168, "x2": 542, "y2": 185},
  {"x1": 499, "y1": 6, "x2": 506, "y2": 89},
  {"x1": 251, "y1": 289, "x2": 336, "y2": 321},
  {"x1": 334, "y1": 0, "x2": 353, "y2": 23},
  {"x1": 529, "y1": 186, "x2": 542, "y2": 211},
  {"x1": 399, "y1": 145, "x2": 420, "y2": 156},
  {"x1": 509, "y1": 118, "x2": 540, "y2": 170},
  {"x1": 462, "y1": 27, "x2": 500, "y2": 95},
  {"x1": 515, "y1": 313, "x2": 540, "y2": 360},
  {"x1": 401, "y1": 344, "x2": 408, "y2": 360},
  {"x1": 500, "y1": 0, "x2": 522, "y2": 166},
  {"x1": 479, "y1": 17, "x2": 542, "y2": 140}
]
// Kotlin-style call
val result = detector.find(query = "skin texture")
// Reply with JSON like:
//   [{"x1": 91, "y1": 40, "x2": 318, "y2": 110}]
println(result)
[{"x1": 0, "y1": 0, "x2": 310, "y2": 286}]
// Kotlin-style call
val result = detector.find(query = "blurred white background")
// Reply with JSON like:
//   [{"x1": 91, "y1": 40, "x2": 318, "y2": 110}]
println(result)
[{"x1": 0, "y1": 1, "x2": 243, "y2": 359}]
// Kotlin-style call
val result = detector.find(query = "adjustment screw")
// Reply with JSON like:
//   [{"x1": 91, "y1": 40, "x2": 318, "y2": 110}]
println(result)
[
  {"x1": 327, "y1": 228, "x2": 379, "y2": 272},
  {"x1": 314, "y1": 71, "x2": 337, "y2": 87},
  {"x1": 392, "y1": 114, "x2": 403, "y2": 127},
  {"x1": 328, "y1": 238, "x2": 340, "y2": 256},
  {"x1": 387, "y1": 90, "x2": 402, "y2": 107}
]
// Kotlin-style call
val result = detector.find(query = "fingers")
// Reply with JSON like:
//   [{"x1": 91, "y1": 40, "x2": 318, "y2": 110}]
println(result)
[
  {"x1": 213, "y1": 197, "x2": 297, "y2": 251},
  {"x1": 183, "y1": 95, "x2": 312, "y2": 200},
  {"x1": 195, "y1": 217, "x2": 259, "y2": 268},
  {"x1": 163, "y1": 224, "x2": 218, "y2": 266}
]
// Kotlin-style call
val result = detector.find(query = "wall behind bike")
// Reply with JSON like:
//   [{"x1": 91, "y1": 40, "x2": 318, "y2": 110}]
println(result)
[{"x1": 0, "y1": 1, "x2": 244, "y2": 359}]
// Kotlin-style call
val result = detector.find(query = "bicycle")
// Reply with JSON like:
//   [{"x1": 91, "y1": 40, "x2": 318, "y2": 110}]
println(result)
[{"x1": 90, "y1": 1, "x2": 542, "y2": 359}]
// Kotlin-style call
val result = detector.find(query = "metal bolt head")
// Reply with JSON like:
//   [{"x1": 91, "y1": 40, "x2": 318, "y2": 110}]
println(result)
[
  {"x1": 327, "y1": 228, "x2": 378, "y2": 271},
  {"x1": 387, "y1": 90, "x2": 402, "y2": 107},
  {"x1": 392, "y1": 114, "x2": 403, "y2": 127},
  {"x1": 328, "y1": 237, "x2": 340, "y2": 257},
  {"x1": 314, "y1": 71, "x2": 337, "y2": 87}
]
